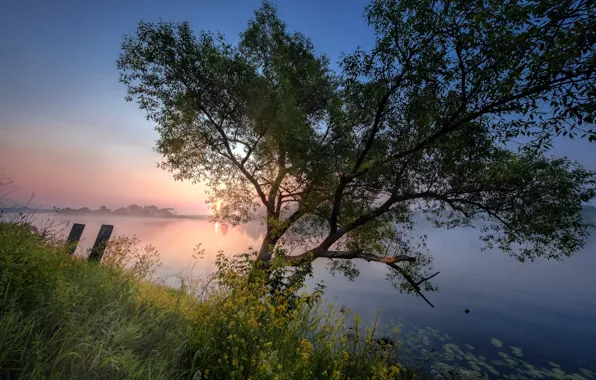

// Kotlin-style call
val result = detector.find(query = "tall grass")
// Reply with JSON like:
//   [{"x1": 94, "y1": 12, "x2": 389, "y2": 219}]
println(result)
[{"x1": 0, "y1": 221, "x2": 419, "y2": 380}]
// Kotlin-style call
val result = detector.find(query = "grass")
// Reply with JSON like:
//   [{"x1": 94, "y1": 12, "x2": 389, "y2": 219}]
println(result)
[{"x1": 0, "y1": 220, "x2": 420, "y2": 380}]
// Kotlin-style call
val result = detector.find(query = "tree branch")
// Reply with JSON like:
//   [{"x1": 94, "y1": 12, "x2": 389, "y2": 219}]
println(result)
[
  {"x1": 284, "y1": 248, "x2": 435, "y2": 308},
  {"x1": 317, "y1": 183, "x2": 517, "y2": 255},
  {"x1": 275, "y1": 191, "x2": 283, "y2": 215},
  {"x1": 387, "y1": 263, "x2": 435, "y2": 308},
  {"x1": 209, "y1": 118, "x2": 271, "y2": 210},
  {"x1": 455, "y1": 41, "x2": 467, "y2": 103},
  {"x1": 316, "y1": 250, "x2": 416, "y2": 264},
  {"x1": 286, "y1": 249, "x2": 416, "y2": 265},
  {"x1": 415, "y1": 271, "x2": 440, "y2": 286},
  {"x1": 418, "y1": 191, "x2": 516, "y2": 229},
  {"x1": 268, "y1": 148, "x2": 287, "y2": 215},
  {"x1": 241, "y1": 130, "x2": 267, "y2": 166},
  {"x1": 270, "y1": 205, "x2": 308, "y2": 240},
  {"x1": 320, "y1": 191, "x2": 427, "y2": 250}
]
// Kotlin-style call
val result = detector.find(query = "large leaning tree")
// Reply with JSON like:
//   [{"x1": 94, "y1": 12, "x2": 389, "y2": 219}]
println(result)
[{"x1": 119, "y1": 0, "x2": 596, "y2": 304}]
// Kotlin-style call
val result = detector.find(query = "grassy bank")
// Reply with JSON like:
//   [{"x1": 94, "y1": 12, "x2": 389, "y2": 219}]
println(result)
[{"x1": 0, "y1": 221, "x2": 418, "y2": 379}]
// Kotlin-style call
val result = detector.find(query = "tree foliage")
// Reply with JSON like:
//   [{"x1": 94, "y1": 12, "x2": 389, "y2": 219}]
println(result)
[{"x1": 118, "y1": 0, "x2": 596, "y2": 304}]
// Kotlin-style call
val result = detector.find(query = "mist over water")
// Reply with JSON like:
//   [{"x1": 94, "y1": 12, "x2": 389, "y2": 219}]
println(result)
[{"x1": 32, "y1": 213, "x2": 596, "y2": 373}]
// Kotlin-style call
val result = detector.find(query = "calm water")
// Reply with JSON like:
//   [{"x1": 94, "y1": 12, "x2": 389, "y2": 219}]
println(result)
[{"x1": 31, "y1": 213, "x2": 596, "y2": 375}]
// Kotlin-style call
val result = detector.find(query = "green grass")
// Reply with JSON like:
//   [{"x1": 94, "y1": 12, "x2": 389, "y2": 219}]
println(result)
[
  {"x1": 0, "y1": 221, "x2": 419, "y2": 380},
  {"x1": 0, "y1": 222, "x2": 190, "y2": 379}
]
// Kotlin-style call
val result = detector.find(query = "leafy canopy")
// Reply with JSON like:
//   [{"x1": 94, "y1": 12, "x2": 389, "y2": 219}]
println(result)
[{"x1": 118, "y1": 0, "x2": 596, "y2": 303}]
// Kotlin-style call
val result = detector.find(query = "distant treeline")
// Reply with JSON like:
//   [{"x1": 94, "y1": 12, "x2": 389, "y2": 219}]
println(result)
[
  {"x1": 58, "y1": 204, "x2": 205, "y2": 219},
  {"x1": 60, "y1": 204, "x2": 176, "y2": 218}
]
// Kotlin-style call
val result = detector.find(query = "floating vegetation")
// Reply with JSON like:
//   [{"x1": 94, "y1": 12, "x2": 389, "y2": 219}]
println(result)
[
  {"x1": 431, "y1": 362, "x2": 489, "y2": 380},
  {"x1": 484, "y1": 364, "x2": 500, "y2": 376},
  {"x1": 443, "y1": 343, "x2": 460, "y2": 355},
  {"x1": 491, "y1": 338, "x2": 504, "y2": 348},
  {"x1": 510, "y1": 346, "x2": 524, "y2": 358},
  {"x1": 382, "y1": 324, "x2": 595, "y2": 380},
  {"x1": 469, "y1": 362, "x2": 482, "y2": 372}
]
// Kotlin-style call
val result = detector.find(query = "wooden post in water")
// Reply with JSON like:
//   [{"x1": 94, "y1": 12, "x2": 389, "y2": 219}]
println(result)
[
  {"x1": 66, "y1": 223, "x2": 85, "y2": 254},
  {"x1": 88, "y1": 224, "x2": 114, "y2": 262}
]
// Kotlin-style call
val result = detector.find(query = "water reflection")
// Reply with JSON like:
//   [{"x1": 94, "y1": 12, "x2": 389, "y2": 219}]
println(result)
[
  {"x1": 33, "y1": 214, "x2": 262, "y2": 282},
  {"x1": 213, "y1": 222, "x2": 229, "y2": 236}
]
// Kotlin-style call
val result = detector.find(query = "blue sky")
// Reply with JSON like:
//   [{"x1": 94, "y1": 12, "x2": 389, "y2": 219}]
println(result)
[{"x1": 0, "y1": 0, "x2": 594, "y2": 213}]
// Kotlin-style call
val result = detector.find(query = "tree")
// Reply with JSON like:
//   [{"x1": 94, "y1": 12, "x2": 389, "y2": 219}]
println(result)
[
  {"x1": 97, "y1": 205, "x2": 111, "y2": 213},
  {"x1": 127, "y1": 204, "x2": 142, "y2": 212},
  {"x1": 163, "y1": 207, "x2": 177, "y2": 217},
  {"x1": 113, "y1": 207, "x2": 129, "y2": 215},
  {"x1": 118, "y1": 0, "x2": 596, "y2": 304}
]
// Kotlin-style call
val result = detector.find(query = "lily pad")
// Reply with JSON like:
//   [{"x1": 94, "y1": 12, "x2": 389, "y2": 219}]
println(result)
[
  {"x1": 510, "y1": 346, "x2": 524, "y2": 358},
  {"x1": 490, "y1": 338, "x2": 503, "y2": 348}
]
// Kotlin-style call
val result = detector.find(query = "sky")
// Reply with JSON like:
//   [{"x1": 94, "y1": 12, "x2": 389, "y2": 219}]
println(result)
[{"x1": 0, "y1": 0, "x2": 594, "y2": 214}]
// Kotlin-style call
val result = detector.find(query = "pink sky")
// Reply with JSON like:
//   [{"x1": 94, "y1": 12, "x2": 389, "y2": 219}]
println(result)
[{"x1": 0, "y1": 120, "x2": 209, "y2": 215}]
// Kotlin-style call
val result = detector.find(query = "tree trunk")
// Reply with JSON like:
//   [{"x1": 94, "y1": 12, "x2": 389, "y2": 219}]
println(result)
[
  {"x1": 257, "y1": 212, "x2": 279, "y2": 263},
  {"x1": 257, "y1": 232, "x2": 274, "y2": 262}
]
